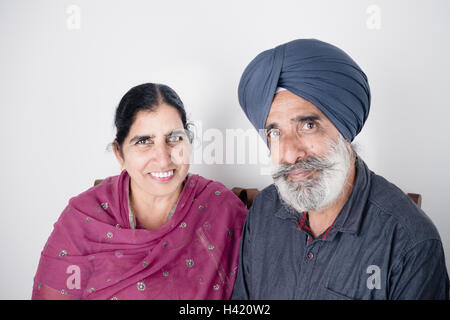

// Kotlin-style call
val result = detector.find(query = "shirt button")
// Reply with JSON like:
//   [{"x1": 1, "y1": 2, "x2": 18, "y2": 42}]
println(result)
[{"x1": 307, "y1": 252, "x2": 314, "y2": 260}]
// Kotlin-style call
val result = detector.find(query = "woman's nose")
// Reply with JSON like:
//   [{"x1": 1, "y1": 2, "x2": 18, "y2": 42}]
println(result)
[{"x1": 152, "y1": 143, "x2": 172, "y2": 167}]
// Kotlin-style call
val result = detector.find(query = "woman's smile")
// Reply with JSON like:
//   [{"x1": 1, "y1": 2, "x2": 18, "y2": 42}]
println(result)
[{"x1": 149, "y1": 169, "x2": 175, "y2": 182}]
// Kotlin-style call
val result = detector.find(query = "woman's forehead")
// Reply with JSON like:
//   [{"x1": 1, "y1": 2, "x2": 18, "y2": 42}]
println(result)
[
  {"x1": 129, "y1": 106, "x2": 184, "y2": 135},
  {"x1": 132, "y1": 105, "x2": 183, "y2": 127}
]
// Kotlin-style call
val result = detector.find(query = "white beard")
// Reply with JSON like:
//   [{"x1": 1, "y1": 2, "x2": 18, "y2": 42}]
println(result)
[{"x1": 272, "y1": 135, "x2": 352, "y2": 213}]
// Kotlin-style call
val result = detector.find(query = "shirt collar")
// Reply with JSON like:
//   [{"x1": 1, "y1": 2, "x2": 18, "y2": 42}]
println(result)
[
  {"x1": 331, "y1": 156, "x2": 372, "y2": 235},
  {"x1": 273, "y1": 189, "x2": 301, "y2": 221}
]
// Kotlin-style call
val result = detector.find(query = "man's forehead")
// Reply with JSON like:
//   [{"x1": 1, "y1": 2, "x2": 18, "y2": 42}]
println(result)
[{"x1": 266, "y1": 91, "x2": 327, "y2": 126}]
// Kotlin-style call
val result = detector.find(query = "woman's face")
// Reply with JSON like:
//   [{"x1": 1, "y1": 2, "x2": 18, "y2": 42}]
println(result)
[{"x1": 114, "y1": 104, "x2": 191, "y2": 198}]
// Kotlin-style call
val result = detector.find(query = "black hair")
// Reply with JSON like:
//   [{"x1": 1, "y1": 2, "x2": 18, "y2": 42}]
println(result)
[{"x1": 114, "y1": 83, "x2": 192, "y2": 151}]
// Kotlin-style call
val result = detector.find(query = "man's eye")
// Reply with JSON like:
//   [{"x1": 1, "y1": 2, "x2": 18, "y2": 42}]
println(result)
[
  {"x1": 267, "y1": 129, "x2": 280, "y2": 139},
  {"x1": 303, "y1": 121, "x2": 315, "y2": 130}
]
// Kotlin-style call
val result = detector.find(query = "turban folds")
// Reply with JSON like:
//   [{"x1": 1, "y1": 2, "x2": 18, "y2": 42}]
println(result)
[{"x1": 238, "y1": 39, "x2": 371, "y2": 142}]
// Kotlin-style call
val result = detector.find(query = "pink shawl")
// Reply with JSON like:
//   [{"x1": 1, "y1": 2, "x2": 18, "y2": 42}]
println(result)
[{"x1": 32, "y1": 172, "x2": 247, "y2": 300}]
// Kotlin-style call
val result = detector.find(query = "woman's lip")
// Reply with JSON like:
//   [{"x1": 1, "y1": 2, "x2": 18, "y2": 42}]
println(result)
[
  {"x1": 149, "y1": 169, "x2": 176, "y2": 182},
  {"x1": 286, "y1": 169, "x2": 314, "y2": 182}
]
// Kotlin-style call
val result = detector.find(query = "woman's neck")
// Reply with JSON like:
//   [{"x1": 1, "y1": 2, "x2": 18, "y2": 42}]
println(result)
[{"x1": 129, "y1": 180, "x2": 183, "y2": 230}]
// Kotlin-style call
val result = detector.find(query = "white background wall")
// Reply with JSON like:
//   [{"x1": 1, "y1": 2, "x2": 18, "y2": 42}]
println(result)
[{"x1": 1, "y1": 0, "x2": 449, "y2": 299}]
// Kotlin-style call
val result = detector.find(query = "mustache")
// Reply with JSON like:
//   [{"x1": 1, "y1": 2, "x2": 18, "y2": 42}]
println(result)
[{"x1": 271, "y1": 156, "x2": 335, "y2": 180}]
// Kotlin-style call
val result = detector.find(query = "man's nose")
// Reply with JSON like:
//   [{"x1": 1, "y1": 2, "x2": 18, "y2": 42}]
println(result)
[{"x1": 272, "y1": 133, "x2": 307, "y2": 165}]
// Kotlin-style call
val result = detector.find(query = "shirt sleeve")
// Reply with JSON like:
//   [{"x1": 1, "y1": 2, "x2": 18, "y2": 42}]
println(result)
[
  {"x1": 231, "y1": 211, "x2": 252, "y2": 300},
  {"x1": 388, "y1": 239, "x2": 449, "y2": 300}
]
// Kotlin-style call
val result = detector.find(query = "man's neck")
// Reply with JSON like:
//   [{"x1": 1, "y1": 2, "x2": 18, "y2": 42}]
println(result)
[{"x1": 308, "y1": 157, "x2": 356, "y2": 238}]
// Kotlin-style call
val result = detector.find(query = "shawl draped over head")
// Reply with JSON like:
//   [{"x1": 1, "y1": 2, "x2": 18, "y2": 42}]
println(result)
[
  {"x1": 32, "y1": 172, "x2": 247, "y2": 300},
  {"x1": 238, "y1": 39, "x2": 371, "y2": 142}
]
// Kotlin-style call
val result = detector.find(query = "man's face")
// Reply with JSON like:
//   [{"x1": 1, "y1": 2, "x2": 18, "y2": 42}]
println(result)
[{"x1": 265, "y1": 90, "x2": 352, "y2": 213}]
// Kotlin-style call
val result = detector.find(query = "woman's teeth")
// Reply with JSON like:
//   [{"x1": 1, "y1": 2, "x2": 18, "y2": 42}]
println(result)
[{"x1": 150, "y1": 170, "x2": 174, "y2": 178}]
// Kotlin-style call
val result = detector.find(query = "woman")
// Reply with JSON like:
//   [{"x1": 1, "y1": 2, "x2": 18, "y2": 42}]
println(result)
[{"x1": 32, "y1": 83, "x2": 248, "y2": 300}]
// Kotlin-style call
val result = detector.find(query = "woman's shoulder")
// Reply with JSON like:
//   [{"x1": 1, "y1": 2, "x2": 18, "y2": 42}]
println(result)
[
  {"x1": 64, "y1": 173, "x2": 128, "y2": 224},
  {"x1": 68, "y1": 175, "x2": 120, "y2": 205}
]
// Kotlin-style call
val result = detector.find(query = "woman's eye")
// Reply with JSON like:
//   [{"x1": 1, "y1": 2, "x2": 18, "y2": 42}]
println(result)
[
  {"x1": 136, "y1": 138, "x2": 150, "y2": 145},
  {"x1": 168, "y1": 135, "x2": 183, "y2": 143}
]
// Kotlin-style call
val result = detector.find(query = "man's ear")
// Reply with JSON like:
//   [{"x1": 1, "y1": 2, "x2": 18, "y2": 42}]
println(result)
[{"x1": 113, "y1": 141, "x2": 125, "y2": 170}]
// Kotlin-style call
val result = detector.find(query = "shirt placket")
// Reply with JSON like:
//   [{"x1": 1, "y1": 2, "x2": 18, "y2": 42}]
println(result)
[{"x1": 295, "y1": 212, "x2": 331, "y2": 299}]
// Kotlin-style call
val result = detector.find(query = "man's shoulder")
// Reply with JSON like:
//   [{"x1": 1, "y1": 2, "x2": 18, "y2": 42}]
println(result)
[
  {"x1": 253, "y1": 184, "x2": 279, "y2": 206},
  {"x1": 367, "y1": 172, "x2": 441, "y2": 244},
  {"x1": 246, "y1": 184, "x2": 282, "y2": 218}
]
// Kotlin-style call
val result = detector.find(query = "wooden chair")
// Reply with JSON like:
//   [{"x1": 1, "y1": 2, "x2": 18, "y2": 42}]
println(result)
[{"x1": 94, "y1": 179, "x2": 421, "y2": 209}]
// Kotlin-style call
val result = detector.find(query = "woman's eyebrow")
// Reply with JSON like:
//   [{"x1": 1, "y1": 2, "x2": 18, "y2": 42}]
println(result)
[
  {"x1": 165, "y1": 129, "x2": 186, "y2": 137},
  {"x1": 129, "y1": 128, "x2": 186, "y2": 143}
]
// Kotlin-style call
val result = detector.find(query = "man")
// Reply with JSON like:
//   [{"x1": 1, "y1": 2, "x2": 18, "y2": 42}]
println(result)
[{"x1": 231, "y1": 39, "x2": 449, "y2": 299}]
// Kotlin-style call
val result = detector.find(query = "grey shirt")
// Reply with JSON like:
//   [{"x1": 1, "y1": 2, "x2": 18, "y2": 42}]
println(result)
[{"x1": 231, "y1": 158, "x2": 449, "y2": 299}]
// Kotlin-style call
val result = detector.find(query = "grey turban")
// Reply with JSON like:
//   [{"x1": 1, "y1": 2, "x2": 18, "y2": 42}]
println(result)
[{"x1": 238, "y1": 39, "x2": 371, "y2": 142}]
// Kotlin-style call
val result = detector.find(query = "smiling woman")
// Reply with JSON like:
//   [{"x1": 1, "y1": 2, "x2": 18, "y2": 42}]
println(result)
[
  {"x1": 31, "y1": 83, "x2": 248, "y2": 300},
  {"x1": 113, "y1": 84, "x2": 193, "y2": 230}
]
